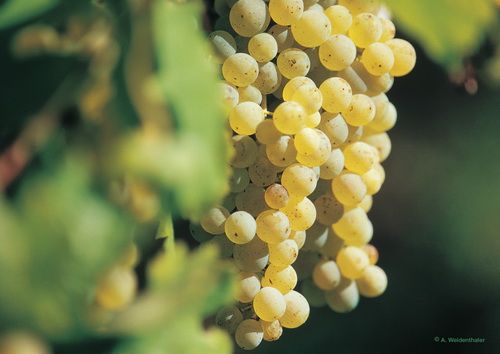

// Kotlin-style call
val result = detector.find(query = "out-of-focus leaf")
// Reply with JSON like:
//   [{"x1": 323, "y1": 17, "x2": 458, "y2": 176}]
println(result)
[
  {"x1": 0, "y1": 0, "x2": 59, "y2": 29},
  {"x1": 384, "y1": 0, "x2": 496, "y2": 69}
]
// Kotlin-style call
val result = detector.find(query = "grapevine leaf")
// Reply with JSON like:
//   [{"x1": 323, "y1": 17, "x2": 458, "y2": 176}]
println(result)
[{"x1": 0, "y1": 0, "x2": 59, "y2": 29}]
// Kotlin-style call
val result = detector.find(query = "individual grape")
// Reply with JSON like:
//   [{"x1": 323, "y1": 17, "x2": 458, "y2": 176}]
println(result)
[
  {"x1": 269, "y1": 0, "x2": 304, "y2": 25},
  {"x1": 236, "y1": 272, "x2": 261, "y2": 302},
  {"x1": 319, "y1": 112, "x2": 349, "y2": 147},
  {"x1": 320, "y1": 228, "x2": 345, "y2": 258},
  {"x1": 306, "y1": 3, "x2": 324, "y2": 12},
  {"x1": 356, "y1": 265, "x2": 387, "y2": 297},
  {"x1": 279, "y1": 290, "x2": 310, "y2": 328},
  {"x1": 253, "y1": 61, "x2": 282, "y2": 94},
  {"x1": 343, "y1": 141, "x2": 378, "y2": 174},
  {"x1": 386, "y1": 38, "x2": 416, "y2": 77},
  {"x1": 260, "y1": 319, "x2": 283, "y2": 341},
  {"x1": 265, "y1": 183, "x2": 289, "y2": 209},
  {"x1": 0, "y1": 332, "x2": 50, "y2": 354},
  {"x1": 262, "y1": 264, "x2": 298, "y2": 294},
  {"x1": 230, "y1": 0, "x2": 269, "y2": 37},
  {"x1": 338, "y1": 0, "x2": 380, "y2": 14},
  {"x1": 313, "y1": 259, "x2": 341, "y2": 290},
  {"x1": 235, "y1": 319, "x2": 264, "y2": 350},
  {"x1": 208, "y1": 30, "x2": 237, "y2": 63},
  {"x1": 320, "y1": 148, "x2": 345, "y2": 179},
  {"x1": 362, "y1": 131, "x2": 391, "y2": 162},
  {"x1": 206, "y1": 234, "x2": 234, "y2": 258},
  {"x1": 331, "y1": 172, "x2": 367, "y2": 206},
  {"x1": 268, "y1": 24, "x2": 295, "y2": 52},
  {"x1": 189, "y1": 223, "x2": 214, "y2": 243},
  {"x1": 230, "y1": 168, "x2": 250, "y2": 193},
  {"x1": 281, "y1": 163, "x2": 318, "y2": 198},
  {"x1": 277, "y1": 48, "x2": 311, "y2": 79},
  {"x1": 306, "y1": 111, "x2": 321, "y2": 128},
  {"x1": 223, "y1": 53, "x2": 259, "y2": 87},
  {"x1": 324, "y1": 277, "x2": 359, "y2": 312},
  {"x1": 289, "y1": 230, "x2": 306, "y2": 249},
  {"x1": 368, "y1": 99, "x2": 397, "y2": 132},
  {"x1": 336, "y1": 245, "x2": 370, "y2": 279},
  {"x1": 342, "y1": 93, "x2": 375, "y2": 126},
  {"x1": 302, "y1": 221, "x2": 329, "y2": 251},
  {"x1": 314, "y1": 193, "x2": 344, "y2": 225},
  {"x1": 248, "y1": 156, "x2": 279, "y2": 187},
  {"x1": 357, "y1": 194, "x2": 373, "y2": 213},
  {"x1": 233, "y1": 237, "x2": 270, "y2": 272},
  {"x1": 235, "y1": 183, "x2": 267, "y2": 217},
  {"x1": 256, "y1": 209, "x2": 291, "y2": 243},
  {"x1": 273, "y1": 101, "x2": 307, "y2": 134},
  {"x1": 300, "y1": 278, "x2": 326, "y2": 307},
  {"x1": 269, "y1": 239, "x2": 299, "y2": 266},
  {"x1": 348, "y1": 12, "x2": 382, "y2": 48},
  {"x1": 231, "y1": 135, "x2": 258, "y2": 168},
  {"x1": 362, "y1": 243, "x2": 379, "y2": 264},
  {"x1": 266, "y1": 135, "x2": 297, "y2": 167},
  {"x1": 95, "y1": 266, "x2": 137, "y2": 310},
  {"x1": 294, "y1": 251, "x2": 320, "y2": 280},
  {"x1": 361, "y1": 42, "x2": 395, "y2": 76},
  {"x1": 362, "y1": 166, "x2": 383, "y2": 195},
  {"x1": 256, "y1": 119, "x2": 281, "y2": 144},
  {"x1": 229, "y1": 101, "x2": 265, "y2": 135},
  {"x1": 291, "y1": 84, "x2": 323, "y2": 115},
  {"x1": 337, "y1": 66, "x2": 368, "y2": 94},
  {"x1": 281, "y1": 197, "x2": 316, "y2": 231},
  {"x1": 219, "y1": 82, "x2": 239, "y2": 113},
  {"x1": 319, "y1": 77, "x2": 353, "y2": 114},
  {"x1": 282, "y1": 76, "x2": 315, "y2": 101},
  {"x1": 351, "y1": 60, "x2": 394, "y2": 95},
  {"x1": 248, "y1": 33, "x2": 278, "y2": 63},
  {"x1": 291, "y1": 10, "x2": 331, "y2": 48},
  {"x1": 295, "y1": 130, "x2": 332, "y2": 167},
  {"x1": 253, "y1": 287, "x2": 287, "y2": 321},
  {"x1": 216, "y1": 305, "x2": 244, "y2": 333},
  {"x1": 333, "y1": 207, "x2": 373, "y2": 246},
  {"x1": 294, "y1": 128, "x2": 320, "y2": 155},
  {"x1": 238, "y1": 85, "x2": 263, "y2": 104},
  {"x1": 200, "y1": 206, "x2": 230, "y2": 234},
  {"x1": 225, "y1": 211, "x2": 257, "y2": 244},
  {"x1": 319, "y1": 34, "x2": 357, "y2": 71},
  {"x1": 379, "y1": 17, "x2": 396, "y2": 42},
  {"x1": 324, "y1": 5, "x2": 352, "y2": 34}
]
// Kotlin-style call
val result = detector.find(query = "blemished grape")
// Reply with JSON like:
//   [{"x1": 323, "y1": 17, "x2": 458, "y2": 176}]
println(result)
[
  {"x1": 281, "y1": 163, "x2": 318, "y2": 198},
  {"x1": 281, "y1": 196, "x2": 316, "y2": 231},
  {"x1": 260, "y1": 319, "x2": 283, "y2": 341},
  {"x1": 231, "y1": 135, "x2": 258, "y2": 168},
  {"x1": 253, "y1": 61, "x2": 282, "y2": 94},
  {"x1": 331, "y1": 172, "x2": 367, "y2": 206},
  {"x1": 223, "y1": 53, "x2": 259, "y2": 87},
  {"x1": 319, "y1": 77, "x2": 352, "y2": 113},
  {"x1": 262, "y1": 264, "x2": 298, "y2": 294},
  {"x1": 348, "y1": 12, "x2": 382, "y2": 48},
  {"x1": 216, "y1": 305, "x2": 244, "y2": 333},
  {"x1": 264, "y1": 183, "x2": 289, "y2": 209},
  {"x1": 313, "y1": 258, "x2": 341, "y2": 290},
  {"x1": 256, "y1": 209, "x2": 291, "y2": 243},
  {"x1": 291, "y1": 10, "x2": 331, "y2": 48},
  {"x1": 336, "y1": 245, "x2": 370, "y2": 279},
  {"x1": 342, "y1": 93, "x2": 376, "y2": 127},
  {"x1": 229, "y1": 101, "x2": 265, "y2": 135},
  {"x1": 277, "y1": 48, "x2": 311, "y2": 79},
  {"x1": 266, "y1": 135, "x2": 297, "y2": 167},
  {"x1": 356, "y1": 265, "x2": 387, "y2": 297},
  {"x1": 295, "y1": 129, "x2": 332, "y2": 167},
  {"x1": 230, "y1": 0, "x2": 269, "y2": 37},
  {"x1": 282, "y1": 76, "x2": 315, "y2": 101},
  {"x1": 269, "y1": 239, "x2": 299, "y2": 266},
  {"x1": 324, "y1": 5, "x2": 352, "y2": 34},
  {"x1": 386, "y1": 38, "x2": 416, "y2": 77},
  {"x1": 314, "y1": 193, "x2": 344, "y2": 225},
  {"x1": 343, "y1": 141, "x2": 378, "y2": 174},
  {"x1": 269, "y1": 0, "x2": 304, "y2": 26},
  {"x1": 248, "y1": 155, "x2": 279, "y2": 187},
  {"x1": 292, "y1": 84, "x2": 323, "y2": 115},
  {"x1": 236, "y1": 272, "x2": 262, "y2": 302},
  {"x1": 235, "y1": 183, "x2": 267, "y2": 217},
  {"x1": 225, "y1": 211, "x2": 257, "y2": 244},
  {"x1": 325, "y1": 277, "x2": 360, "y2": 312},
  {"x1": 279, "y1": 290, "x2": 310, "y2": 328},
  {"x1": 238, "y1": 85, "x2": 263, "y2": 104},
  {"x1": 380, "y1": 18, "x2": 396, "y2": 42},
  {"x1": 235, "y1": 319, "x2": 264, "y2": 350},
  {"x1": 361, "y1": 42, "x2": 395, "y2": 76},
  {"x1": 319, "y1": 34, "x2": 357, "y2": 71},
  {"x1": 253, "y1": 287, "x2": 287, "y2": 321},
  {"x1": 249, "y1": 33, "x2": 278, "y2": 63},
  {"x1": 333, "y1": 207, "x2": 373, "y2": 246},
  {"x1": 273, "y1": 101, "x2": 307, "y2": 134}
]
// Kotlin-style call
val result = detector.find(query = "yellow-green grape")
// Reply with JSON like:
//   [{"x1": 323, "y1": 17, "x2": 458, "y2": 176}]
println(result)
[
  {"x1": 281, "y1": 197, "x2": 316, "y2": 231},
  {"x1": 256, "y1": 119, "x2": 281, "y2": 144},
  {"x1": 320, "y1": 148, "x2": 345, "y2": 179},
  {"x1": 229, "y1": 168, "x2": 250, "y2": 193},
  {"x1": 265, "y1": 183, "x2": 289, "y2": 209},
  {"x1": 230, "y1": 0, "x2": 269, "y2": 37},
  {"x1": 216, "y1": 305, "x2": 244, "y2": 334},
  {"x1": 319, "y1": 34, "x2": 357, "y2": 71},
  {"x1": 260, "y1": 319, "x2": 283, "y2": 341},
  {"x1": 332, "y1": 172, "x2": 367, "y2": 206},
  {"x1": 273, "y1": 101, "x2": 307, "y2": 134},
  {"x1": 281, "y1": 163, "x2": 318, "y2": 198},
  {"x1": 337, "y1": 65, "x2": 368, "y2": 94},
  {"x1": 233, "y1": 237, "x2": 270, "y2": 272},
  {"x1": 306, "y1": 111, "x2": 321, "y2": 128},
  {"x1": 295, "y1": 130, "x2": 331, "y2": 167},
  {"x1": 266, "y1": 135, "x2": 297, "y2": 167},
  {"x1": 368, "y1": 99, "x2": 397, "y2": 132},
  {"x1": 324, "y1": 277, "x2": 359, "y2": 312},
  {"x1": 313, "y1": 259, "x2": 341, "y2": 290},
  {"x1": 314, "y1": 193, "x2": 343, "y2": 225},
  {"x1": 248, "y1": 156, "x2": 278, "y2": 187},
  {"x1": 333, "y1": 207, "x2": 373, "y2": 246},
  {"x1": 291, "y1": 10, "x2": 331, "y2": 48},
  {"x1": 279, "y1": 290, "x2": 310, "y2": 328},
  {"x1": 282, "y1": 76, "x2": 315, "y2": 101},
  {"x1": 268, "y1": 24, "x2": 295, "y2": 52},
  {"x1": 320, "y1": 228, "x2": 345, "y2": 258},
  {"x1": 230, "y1": 101, "x2": 265, "y2": 135},
  {"x1": 235, "y1": 319, "x2": 264, "y2": 350},
  {"x1": 336, "y1": 245, "x2": 370, "y2": 278},
  {"x1": 343, "y1": 141, "x2": 378, "y2": 174},
  {"x1": 249, "y1": 33, "x2": 278, "y2": 63},
  {"x1": 277, "y1": 48, "x2": 311, "y2": 79},
  {"x1": 357, "y1": 194, "x2": 373, "y2": 213},
  {"x1": 189, "y1": 223, "x2": 214, "y2": 243},
  {"x1": 324, "y1": 5, "x2": 352, "y2": 34},
  {"x1": 345, "y1": 123, "x2": 364, "y2": 144},
  {"x1": 256, "y1": 209, "x2": 291, "y2": 243},
  {"x1": 306, "y1": 3, "x2": 324, "y2": 12},
  {"x1": 300, "y1": 278, "x2": 326, "y2": 307},
  {"x1": 294, "y1": 128, "x2": 320, "y2": 155},
  {"x1": 303, "y1": 221, "x2": 328, "y2": 251},
  {"x1": 362, "y1": 166, "x2": 383, "y2": 195},
  {"x1": 223, "y1": 53, "x2": 259, "y2": 87},
  {"x1": 342, "y1": 93, "x2": 375, "y2": 126},
  {"x1": 269, "y1": 239, "x2": 299, "y2": 266},
  {"x1": 356, "y1": 265, "x2": 387, "y2": 297},
  {"x1": 348, "y1": 12, "x2": 382, "y2": 48},
  {"x1": 362, "y1": 131, "x2": 391, "y2": 162},
  {"x1": 294, "y1": 250, "x2": 320, "y2": 280},
  {"x1": 0, "y1": 332, "x2": 50, "y2": 354},
  {"x1": 95, "y1": 266, "x2": 137, "y2": 310},
  {"x1": 338, "y1": 0, "x2": 379, "y2": 14},
  {"x1": 235, "y1": 183, "x2": 267, "y2": 217},
  {"x1": 231, "y1": 135, "x2": 258, "y2": 168},
  {"x1": 291, "y1": 83, "x2": 323, "y2": 114},
  {"x1": 319, "y1": 77, "x2": 353, "y2": 113},
  {"x1": 386, "y1": 38, "x2": 416, "y2": 77},
  {"x1": 362, "y1": 243, "x2": 379, "y2": 265},
  {"x1": 206, "y1": 234, "x2": 234, "y2": 258},
  {"x1": 238, "y1": 85, "x2": 263, "y2": 104},
  {"x1": 224, "y1": 211, "x2": 257, "y2": 244},
  {"x1": 209, "y1": 30, "x2": 237, "y2": 63},
  {"x1": 380, "y1": 18, "x2": 395, "y2": 42},
  {"x1": 290, "y1": 230, "x2": 306, "y2": 249},
  {"x1": 319, "y1": 112, "x2": 349, "y2": 147},
  {"x1": 351, "y1": 60, "x2": 394, "y2": 95},
  {"x1": 200, "y1": 206, "x2": 230, "y2": 234},
  {"x1": 253, "y1": 287, "x2": 287, "y2": 321},
  {"x1": 263, "y1": 264, "x2": 298, "y2": 294},
  {"x1": 236, "y1": 272, "x2": 261, "y2": 303},
  {"x1": 361, "y1": 42, "x2": 394, "y2": 76},
  {"x1": 304, "y1": 47, "x2": 320, "y2": 71},
  {"x1": 219, "y1": 82, "x2": 239, "y2": 113},
  {"x1": 253, "y1": 61, "x2": 283, "y2": 94},
  {"x1": 269, "y1": 0, "x2": 304, "y2": 25}
]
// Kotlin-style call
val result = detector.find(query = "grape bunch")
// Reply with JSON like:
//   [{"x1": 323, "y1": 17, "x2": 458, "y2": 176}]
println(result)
[{"x1": 193, "y1": 0, "x2": 416, "y2": 350}]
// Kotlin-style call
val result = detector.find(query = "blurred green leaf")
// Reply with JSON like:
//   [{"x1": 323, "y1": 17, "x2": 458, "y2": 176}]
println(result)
[
  {"x1": 0, "y1": 0, "x2": 59, "y2": 30},
  {"x1": 385, "y1": 0, "x2": 496, "y2": 69}
]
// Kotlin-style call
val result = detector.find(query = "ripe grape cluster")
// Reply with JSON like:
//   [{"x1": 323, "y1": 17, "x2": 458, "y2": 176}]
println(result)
[{"x1": 193, "y1": 0, "x2": 416, "y2": 350}]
